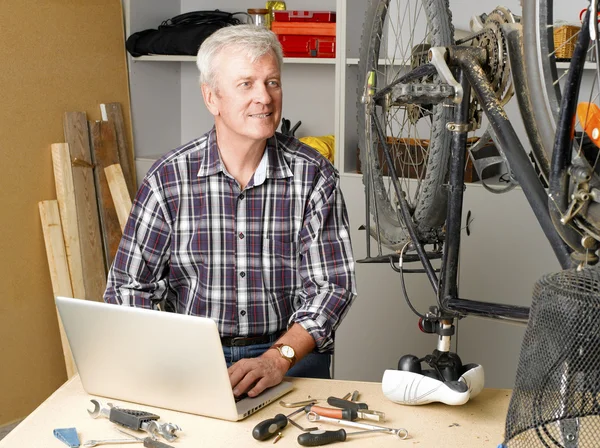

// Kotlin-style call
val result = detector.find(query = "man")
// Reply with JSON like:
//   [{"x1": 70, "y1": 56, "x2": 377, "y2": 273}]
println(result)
[{"x1": 104, "y1": 25, "x2": 356, "y2": 398}]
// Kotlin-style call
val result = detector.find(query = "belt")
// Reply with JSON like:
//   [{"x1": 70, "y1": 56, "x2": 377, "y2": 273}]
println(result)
[{"x1": 221, "y1": 331, "x2": 284, "y2": 347}]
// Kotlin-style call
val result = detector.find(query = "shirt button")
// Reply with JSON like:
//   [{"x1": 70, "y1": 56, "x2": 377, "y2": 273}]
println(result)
[
  {"x1": 240, "y1": 310, "x2": 246, "y2": 316},
  {"x1": 240, "y1": 271, "x2": 246, "y2": 278},
  {"x1": 239, "y1": 232, "x2": 244, "y2": 239},
  {"x1": 239, "y1": 194, "x2": 245, "y2": 200}
]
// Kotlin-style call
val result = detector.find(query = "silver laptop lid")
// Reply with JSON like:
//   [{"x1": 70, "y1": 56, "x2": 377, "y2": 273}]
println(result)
[{"x1": 55, "y1": 297, "x2": 291, "y2": 421}]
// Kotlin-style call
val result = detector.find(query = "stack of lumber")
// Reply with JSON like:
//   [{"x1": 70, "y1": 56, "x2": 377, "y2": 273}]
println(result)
[{"x1": 39, "y1": 103, "x2": 135, "y2": 378}]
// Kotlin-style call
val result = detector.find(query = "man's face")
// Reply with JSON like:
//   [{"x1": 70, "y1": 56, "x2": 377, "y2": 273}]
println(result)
[{"x1": 202, "y1": 48, "x2": 282, "y2": 145}]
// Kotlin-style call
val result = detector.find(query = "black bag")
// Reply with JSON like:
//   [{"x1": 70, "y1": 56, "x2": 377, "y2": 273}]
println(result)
[{"x1": 126, "y1": 10, "x2": 246, "y2": 57}]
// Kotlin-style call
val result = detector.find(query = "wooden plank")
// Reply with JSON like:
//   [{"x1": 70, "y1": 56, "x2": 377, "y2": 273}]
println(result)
[
  {"x1": 89, "y1": 120, "x2": 122, "y2": 270},
  {"x1": 51, "y1": 143, "x2": 85, "y2": 300},
  {"x1": 105, "y1": 164, "x2": 133, "y2": 232},
  {"x1": 38, "y1": 200, "x2": 77, "y2": 378},
  {"x1": 63, "y1": 112, "x2": 107, "y2": 300},
  {"x1": 101, "y1": 103, "x2": 136, "y2": 200}
]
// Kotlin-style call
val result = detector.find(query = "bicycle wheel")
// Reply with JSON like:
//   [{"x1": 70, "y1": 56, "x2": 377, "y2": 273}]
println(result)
[
  {"x1": 525, "y1": 0, "x2": 600, "y2": 252},
  {"x1": 357, "y1": 0, "x2": 455, "y2": 250},
  {"x1": 523, "y1": 0, "x2": 598, "y2": 179}
]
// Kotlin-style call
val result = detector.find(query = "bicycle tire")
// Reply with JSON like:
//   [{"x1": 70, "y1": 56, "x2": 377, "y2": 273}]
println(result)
[
  {"x1": 522, "y1": 0, "x2": 561, "y2": 183},
  {"x1": 357, "y1": 0, "x2": 455, "y2": 250}
]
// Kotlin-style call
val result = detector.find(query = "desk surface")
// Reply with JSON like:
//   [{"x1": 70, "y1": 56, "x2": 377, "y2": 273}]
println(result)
[{"x1": 0, "y1": 375, "x2": 510, "y2": 447}]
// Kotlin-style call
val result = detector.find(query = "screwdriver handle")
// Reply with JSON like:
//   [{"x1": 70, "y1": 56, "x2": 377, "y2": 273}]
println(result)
[
  {"x1": 327, "y1": 397, "x2": 368, "y2": 411},
  {"x1": 143, "y1": 437, "x2": 175, "y2": 448},
  {"x1": 308, "y1": 405, "x2": 357, "y2": 421},
  {"x1": 298, "y1": 429, "x2": 347, "y2": 446},
  {"x1": 252, "y1": 413, "x2": 288, "y2": 441}
]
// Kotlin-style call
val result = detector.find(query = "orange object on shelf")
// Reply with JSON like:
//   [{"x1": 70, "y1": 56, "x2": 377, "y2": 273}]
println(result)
[
  {"x1": 271, "y1": 22, "x2": 336, "y2": 58},
  {"x1": 271, "y1": 21, "x2": 336, "y2": 36},
  {"x1": 577, "y1": 102, "x2": 600, "y2": 146}
]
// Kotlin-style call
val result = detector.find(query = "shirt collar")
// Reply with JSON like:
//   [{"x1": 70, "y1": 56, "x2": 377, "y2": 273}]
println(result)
[{"x1": 196, "y1": 128, "x2": 293, "y2": 183}]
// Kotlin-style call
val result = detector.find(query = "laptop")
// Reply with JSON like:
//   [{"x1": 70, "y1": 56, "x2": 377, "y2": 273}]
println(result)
[{"x1": 55, "y1": 296, "x2": 293, "y2": 421}]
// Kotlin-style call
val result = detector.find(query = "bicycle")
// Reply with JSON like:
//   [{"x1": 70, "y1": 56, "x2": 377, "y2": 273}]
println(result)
[{"x1": 356, "y1": 0, "x2": 600, "y2": 405}]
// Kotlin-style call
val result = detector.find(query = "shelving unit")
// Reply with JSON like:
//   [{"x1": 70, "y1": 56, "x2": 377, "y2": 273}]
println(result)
[{"x1": 124, "y1": 0, "x2": 367, "y2": 184}]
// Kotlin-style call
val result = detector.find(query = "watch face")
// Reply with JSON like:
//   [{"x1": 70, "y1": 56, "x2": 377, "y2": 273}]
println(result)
[{"x1": 281, "y1": 345, "x2": 295, "y2": 357}]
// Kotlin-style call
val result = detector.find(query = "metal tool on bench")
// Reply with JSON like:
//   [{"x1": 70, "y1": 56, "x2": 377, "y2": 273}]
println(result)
[
  {"x1": 326, "y1": 396, "x2": 368, "y2": 410},
  {"x1": 83, "y1": 429, "x2": 175, "y2": 448},
  {"x1": 306, "y1": 405, "x2": 385, "y2": 423},
  {"x1": 306, "y1": 412, "x2": 409, "y2": 439},
  {"x1": 298, "y1": 428, "x2": 394, "y2": 446},
  {"x1": 252, "y1": 407, "x2": 318, "y2": 441},
  {"x1": 279, "y1": 398, "x2": 318, "y2": 408},
  {"x1": 87, "y1": 399, "x2": 181, "y2": 441},
  {"x1": 326, "y1": 394, "x2": 385, "y2": 421}
]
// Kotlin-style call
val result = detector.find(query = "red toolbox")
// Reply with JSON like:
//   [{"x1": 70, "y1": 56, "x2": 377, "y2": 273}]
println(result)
[
  {"x1": 271, "y1": 22, "x2": 336, "y2": 58},
  {"x1": 273, "y1": 10, "x2": 336, "y2": 23}
]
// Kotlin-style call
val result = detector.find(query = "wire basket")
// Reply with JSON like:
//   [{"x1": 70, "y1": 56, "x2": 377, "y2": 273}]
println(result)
[
  {"x1": 503, "y1": 267, "x2": 600, "y2": 447},
  {"x1": 554, "y1": 24, "x2": 581, "y2": 61}
]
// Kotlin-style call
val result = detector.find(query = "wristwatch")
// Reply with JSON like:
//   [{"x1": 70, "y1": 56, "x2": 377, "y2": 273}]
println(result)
[{"x1": 269, "y1": 343, "x2": 296, "y2": 368}]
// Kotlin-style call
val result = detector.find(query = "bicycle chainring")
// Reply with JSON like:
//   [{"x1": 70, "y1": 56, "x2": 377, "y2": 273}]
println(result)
[{"x1": 471, "y1": 7, "x2": 516, "y2": 103}]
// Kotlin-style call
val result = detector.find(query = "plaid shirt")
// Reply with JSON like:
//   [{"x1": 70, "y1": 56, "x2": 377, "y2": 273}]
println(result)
[{"x1": 104, "y1": 128, "x2": 356, "y2": 352}]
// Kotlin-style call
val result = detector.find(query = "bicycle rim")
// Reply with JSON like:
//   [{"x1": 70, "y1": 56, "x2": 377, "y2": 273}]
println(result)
[{"x1": 357, "y1": 0, "x2": 454, "y2": 250}]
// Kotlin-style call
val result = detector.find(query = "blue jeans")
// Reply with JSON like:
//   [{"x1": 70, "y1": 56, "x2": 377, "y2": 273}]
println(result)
[{"x1": 223, "y1": 342, "x2": 331, "y2": 379}]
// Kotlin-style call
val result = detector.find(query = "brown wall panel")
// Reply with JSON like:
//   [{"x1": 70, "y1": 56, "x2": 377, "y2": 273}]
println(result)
[{"x1": 0, "y1": 1, "x2": 132, "y2": 424}]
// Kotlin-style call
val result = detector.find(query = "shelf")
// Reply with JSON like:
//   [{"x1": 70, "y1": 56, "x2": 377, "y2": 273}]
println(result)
[
  {"x1": 556, "y1": 61, "x2": 597, "y2": 70},
  {"x1": 132, "y1": 55, "x2": 336, "y2": 64}
]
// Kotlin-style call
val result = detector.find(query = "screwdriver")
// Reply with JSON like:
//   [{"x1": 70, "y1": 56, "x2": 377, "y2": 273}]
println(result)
[
  {"x1": 307, "y1": 404, "x2": 385, "y2": 422},
  {"x1": 252, "y1": 407, "x2": 307, "y2": 441},
  {"x1": 297, "y1": 428, "x2": 389, "y2": 446}
]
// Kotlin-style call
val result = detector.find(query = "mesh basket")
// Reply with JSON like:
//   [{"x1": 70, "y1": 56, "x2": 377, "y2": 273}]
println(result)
[
  {"x1": 503, "y1": 267, "x2": 600, "y2": 447},
  {"x1": 554, "y1": 25, "x2": 581, "y2": 61}
]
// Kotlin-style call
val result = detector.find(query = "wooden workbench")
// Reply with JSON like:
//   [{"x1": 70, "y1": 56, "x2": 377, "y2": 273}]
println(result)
[{"x1": 0, "y1": 375, "x2": 510, "y2": 447}]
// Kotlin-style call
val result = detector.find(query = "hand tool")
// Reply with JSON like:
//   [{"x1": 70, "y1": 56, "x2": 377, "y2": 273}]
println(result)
[
  {"x1": 116, "y1": 429, "x2": 176, "y2": 448},
  {"x1": 327, "y1": 396, "x2": 368, "y2": 411},
  {"x1": 84, "y1": 432, "x2": 176, "y2": 448},
  {"x1": 279, "y1": 399, "x2": 317, "y2": 408},
  {"x1": 297, "y1": 428, "x2": 391, "y2": 446},
  {"x1": 83, "y1": 438, "x2": 140, "y2": 446},
  {"x1": 306, "y1": 412, "x2": 409, "y2": 439},
  {"x1": 87, "y1": 400, "x2": 181, "y2": 441},
  {"x1": 306, "y1": 405, "x2": 385, "y2": 422},
  {"x1": 350, "y1": 390, "x2": 360, "y2": 402},
  {"x1": 53, "y1": 427, "x2": 81, "y2": 447},
  {"x1": 252, "y1": 407, "x2": 317, "y2": 441}
]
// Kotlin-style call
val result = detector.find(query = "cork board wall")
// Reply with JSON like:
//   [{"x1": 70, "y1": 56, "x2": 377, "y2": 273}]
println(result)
[{"x1": 0, "y1": 1, "x2": 132, "y2": 424}]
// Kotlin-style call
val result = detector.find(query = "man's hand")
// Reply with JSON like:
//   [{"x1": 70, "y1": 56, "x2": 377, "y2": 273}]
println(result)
[
  {"x1": 228, "y1": 351, "x2": 289, "y2": 397},
  {"x1": 228, "y1": 324, "x2": 316, "y2": 397}
]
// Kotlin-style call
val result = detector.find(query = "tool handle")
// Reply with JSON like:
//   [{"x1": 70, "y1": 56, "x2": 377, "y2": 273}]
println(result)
[
  {"x1": 109, "y1": 408, "x2": 160, "y2": 430},
  {"x1": 252, "y1": 414, "x2": 288, "y2": 441},
  {"x1": 143, "y1": 438, "x2": 175, "y2": 448},
  {"x1": 309, "y1": 405, "x2": 357, "y2": 421},
  {"x1": 327, "y1": 397, "x2": 368, "y2": 411},
  {"x1": 298, "y1": 429, "x2": 347, "y2": 446}
]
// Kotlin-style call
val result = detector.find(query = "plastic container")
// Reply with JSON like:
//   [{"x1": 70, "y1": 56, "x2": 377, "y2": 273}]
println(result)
[
  {"x1": 271, "y1": 22, "x2": 336, "y2": 36},
  {"x1": 277, "y1": 35, "x2": 335, "y2": 58},
  {"x1": 273, "y1": 10, "x2": 336, "y2": 23},
  {"x1": 271, "y1": 22, "x2": 336, "y2": 58}
]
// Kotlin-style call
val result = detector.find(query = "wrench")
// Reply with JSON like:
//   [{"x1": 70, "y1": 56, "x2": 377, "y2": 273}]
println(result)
[
  {"x1": 83, "y1": 438, "x2": 139, "y2": 447},
  {"x1": 306, "y1": 411, "x2": 409, "y2": 439},
  {"x1": 87, "y1": 400, "x2": 181, "y2": 441}
]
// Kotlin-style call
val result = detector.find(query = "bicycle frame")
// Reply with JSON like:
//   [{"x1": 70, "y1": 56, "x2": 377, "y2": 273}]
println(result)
[{"x1": 362, "y1": 21, "x2": 591, "y2": 323}]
